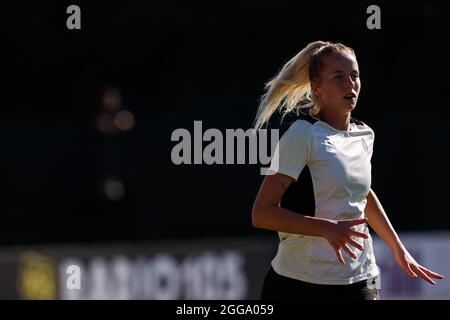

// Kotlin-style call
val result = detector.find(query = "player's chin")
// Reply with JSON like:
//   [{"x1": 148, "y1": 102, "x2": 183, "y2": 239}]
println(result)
[{"x1": 342, "y1": 98, "x2": 358, "y2": 110}]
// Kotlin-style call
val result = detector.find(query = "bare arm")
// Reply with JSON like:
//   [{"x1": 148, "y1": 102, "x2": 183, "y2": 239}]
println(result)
[
  {"x1": 252, "y1": 172, "x2": 328, "y2": 237},
  {"x1": 364, "y1": 188, "x2": 403, "y2": 254},
  {"x1": 365, "y1": 188, "x2": 444, "y2": 284},
  {"x1": 252, "y1": 173, "x2": 368, "y2": 264}
]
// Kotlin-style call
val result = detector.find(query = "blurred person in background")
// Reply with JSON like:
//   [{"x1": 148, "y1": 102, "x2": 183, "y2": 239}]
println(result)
[{"x1": 252, "y1": 41, "x2": 444, "y2": 300}]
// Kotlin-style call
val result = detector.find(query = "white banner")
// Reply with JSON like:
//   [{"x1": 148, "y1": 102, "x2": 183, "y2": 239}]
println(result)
[{"x1": 372, "y1": 232, "x2": 450, "y2": 299}]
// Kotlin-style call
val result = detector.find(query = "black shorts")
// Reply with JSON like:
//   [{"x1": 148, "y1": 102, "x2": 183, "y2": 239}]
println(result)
[{"x1": 261, "y1": 266, "x2": 380, "y2": 300}]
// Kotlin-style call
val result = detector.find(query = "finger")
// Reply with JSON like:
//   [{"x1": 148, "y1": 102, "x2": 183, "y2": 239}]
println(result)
[
  {"x1": 348, "y1": 239, "x2": 364, "y2": 251},
  {"x1": 345, "y1": 218, "x2": 367, "y2": 227},
  {"x1": 335, "y1": 248, "x2": 345, "y2": 265},
  {"x1": 402, "y1": 260, "x2": 418, "y2": 278},
  {"x1": 342, "y1": 245, "x2": 357, "y2": 259},
  {"x1": 412, "y1": 264, "x2": 436, "y2": 285},
  {"x1": 418, "y1": 265, "x2": 444, "y2": 279},
  {"x1": 350, "y1": 231, "x2": 369, "y2": 240}
]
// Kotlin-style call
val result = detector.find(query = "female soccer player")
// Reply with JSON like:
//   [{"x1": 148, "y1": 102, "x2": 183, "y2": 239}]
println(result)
[{"x1": 252, "y1": 41, "x2": 444, "y2": 300}]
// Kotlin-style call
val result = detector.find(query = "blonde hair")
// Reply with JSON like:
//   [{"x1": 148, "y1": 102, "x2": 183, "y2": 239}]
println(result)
[{"x1": 254, "y1": 41, "x2": 356, "y2": 129}]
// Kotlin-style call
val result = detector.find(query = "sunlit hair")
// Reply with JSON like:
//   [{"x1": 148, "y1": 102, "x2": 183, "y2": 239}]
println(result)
[{"x1": 254, "y1": 41, "x2": 356, "y2": 129}]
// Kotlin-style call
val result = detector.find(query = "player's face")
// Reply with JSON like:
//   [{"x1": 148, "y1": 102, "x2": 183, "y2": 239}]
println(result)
[{"x1": 312, "y1": 52, "x2": 360, "y2": 114}]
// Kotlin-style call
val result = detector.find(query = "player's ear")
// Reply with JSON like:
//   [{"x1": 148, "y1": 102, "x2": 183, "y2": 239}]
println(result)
[{"x1": 310, "y1": 79, "x2": 320, "y2": 99}]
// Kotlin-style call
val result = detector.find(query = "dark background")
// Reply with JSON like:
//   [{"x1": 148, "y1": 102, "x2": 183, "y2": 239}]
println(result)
[{"x1": 2, "y1": 0, "x2": 449, "y2": 246}]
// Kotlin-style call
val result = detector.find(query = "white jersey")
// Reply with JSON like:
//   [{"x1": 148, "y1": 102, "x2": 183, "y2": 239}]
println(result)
[{"x1": 268, "y1": 108, "x2": 379, "y2": 285}]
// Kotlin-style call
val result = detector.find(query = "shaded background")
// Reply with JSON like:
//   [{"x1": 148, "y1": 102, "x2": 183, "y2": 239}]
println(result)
[{"x1": 2, "y1": 0, "x2": 450, "y2": 247}]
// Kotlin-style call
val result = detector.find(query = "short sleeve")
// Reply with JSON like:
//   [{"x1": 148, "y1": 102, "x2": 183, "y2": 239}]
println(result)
[
  {"x1": 359, "y1": 121, "x2": 375, "y2": 159},
  {"x1": 268, "y1": 120, "x2": 312, "y2": 181}
]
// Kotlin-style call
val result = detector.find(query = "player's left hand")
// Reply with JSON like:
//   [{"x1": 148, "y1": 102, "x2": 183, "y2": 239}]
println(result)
[{"x1": 394, "y1": 248, "x2": 444, "y2": 285}]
